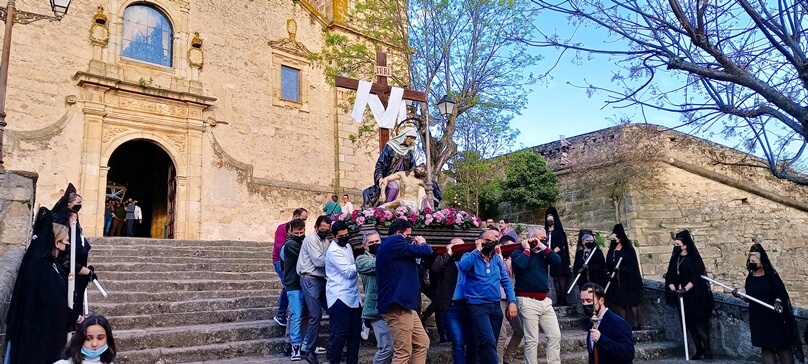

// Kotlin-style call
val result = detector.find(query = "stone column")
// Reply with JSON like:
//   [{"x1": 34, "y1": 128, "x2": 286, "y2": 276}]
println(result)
[
  {"x1": 79, "y1": 93, "x2": 107, "y2": 237},
  {"x1": 174, "y1": 175, "x2": 188, "y2": 239}
]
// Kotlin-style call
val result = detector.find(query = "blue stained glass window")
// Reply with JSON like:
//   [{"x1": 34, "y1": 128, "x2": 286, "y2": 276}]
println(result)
[
  {"x1": 281, "y1": 65, "x2": 301, "y2": 102},
  {"x1": 121, "y1": 5, "x2": 173, "y2": 67}
]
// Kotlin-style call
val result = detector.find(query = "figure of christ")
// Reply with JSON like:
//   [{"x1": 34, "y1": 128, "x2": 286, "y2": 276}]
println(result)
[
  {"x1": 362, "y1": 127, "x2": 417, "y2": 207},
  {"x1": 378, "y1": 166, "x2": 428, "y2": 210}
]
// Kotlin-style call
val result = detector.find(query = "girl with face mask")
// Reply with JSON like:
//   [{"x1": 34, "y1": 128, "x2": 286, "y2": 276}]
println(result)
[
  {"x1": 55, "y1": 315, "x2": 117, "y2": 364},
  {"x1": 734, "y1": 244, "x2": 804, "y2": 364},
  {"x1": 663, "y1": 230, "x2": 714, "y2": 360}
]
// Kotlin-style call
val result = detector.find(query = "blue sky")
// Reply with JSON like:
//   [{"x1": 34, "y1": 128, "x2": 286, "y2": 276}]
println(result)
[{"x1": 510, "y1": 12, "x2": 732, "y2": 150}]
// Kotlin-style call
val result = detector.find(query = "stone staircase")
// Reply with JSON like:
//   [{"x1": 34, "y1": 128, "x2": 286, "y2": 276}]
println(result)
[{"x1": 87, "y1": 237, "x2": 700, "y2": 363}]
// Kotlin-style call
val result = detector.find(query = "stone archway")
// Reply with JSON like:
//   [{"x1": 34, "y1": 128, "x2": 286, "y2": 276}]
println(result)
[{"x1": 106, "y1": 139, "x2": 176, "y2": 238}]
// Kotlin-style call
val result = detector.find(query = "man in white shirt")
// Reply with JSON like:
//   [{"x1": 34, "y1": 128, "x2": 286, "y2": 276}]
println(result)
[
  {"x1": 325, "y1": 221, "x2": 362, "y2": 364},
  {"x1": 297, "y1": 215, "x2": 332, "y2": 364},
  {"x1": 342, "y1": 194, "x2": 355, "y2": 214}
]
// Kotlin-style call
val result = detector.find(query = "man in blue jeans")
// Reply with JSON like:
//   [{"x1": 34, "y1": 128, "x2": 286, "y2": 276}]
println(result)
[
  {"x1": 432, "y1": 238, "x2": 477, "y2": 364},
  {"x1": 297, "y1": 215, "x2": 332, "y2": 364},
  {"x1": 273, "y1": 208, "x2": 309, "y2": 327},
  {"x1": 459, "y1": 229, "x2": 517, "y2": 364},
  {"x1": 281, "y1": 218, "x2": 308, "y2": 361}
]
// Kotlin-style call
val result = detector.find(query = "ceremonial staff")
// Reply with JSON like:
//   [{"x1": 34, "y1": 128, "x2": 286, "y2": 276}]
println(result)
[
  {"x1": 701, "y1": 275, "x2": 776, "y2": 311},
  {"x1": 678, "y1": 291, "x2": 689, "y2": 361},
  {"x1": 591, "y1": 306, "x2": 599, "y2": 364},
  {"x1": 604, "y1": 257, "x2": 623, "y2": 294},
  {"x1": 568, "y1": 248, "x2": 596, "y2": 294},
  {"x1": 67, "y1": 220, "x2": 77, "y2": 310}
]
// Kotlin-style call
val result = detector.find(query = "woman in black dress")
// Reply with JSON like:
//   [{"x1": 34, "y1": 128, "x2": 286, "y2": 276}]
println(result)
[
  {"x1": 605, "y1": 223, "x2": 643, "y2": 330},
  {"x1": 546, "y1": 207, "x2": 571, "y2": 306},
  {"x1": 664, "y1": 230, "x2": 714, "y2": 360},
  {"x1": 573, "y1": 230, "x2": 607, "y2": 288},
  {"x1": 734, "y1": 244, "x2": 803, "y2": 364},
  {"x1": 5, "y1": 208, "x2": 82, "y2": 364}
]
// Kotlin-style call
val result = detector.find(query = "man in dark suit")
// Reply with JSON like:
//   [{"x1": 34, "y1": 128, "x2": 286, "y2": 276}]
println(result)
[{"x1": 580, "y1": 282, "x2": 635, "y2": 364}]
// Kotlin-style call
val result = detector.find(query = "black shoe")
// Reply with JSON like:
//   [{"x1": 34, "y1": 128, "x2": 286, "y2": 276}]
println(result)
[
  {"x1": 692, "y1": 350, "x2": 704, "y2": 360},
  {"x1": 304, "y1": 350, "x2": 319, "y2": 364},
  {"x1": 282, "y1": 342, "x2": 292, "y2": 356}
]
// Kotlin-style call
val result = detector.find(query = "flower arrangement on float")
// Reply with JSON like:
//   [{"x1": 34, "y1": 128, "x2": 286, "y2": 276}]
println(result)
[{"x1": 331, "y1": 206, "x2": 482, "y2": 232}]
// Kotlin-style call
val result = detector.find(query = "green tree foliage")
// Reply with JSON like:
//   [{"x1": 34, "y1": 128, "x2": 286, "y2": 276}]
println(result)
[
  {"x1": 443, "y1": 150, "x2": 503, "y2": 216},
  {"x1": 501, "y1": 149, "x2": 559, "y2": 209}
]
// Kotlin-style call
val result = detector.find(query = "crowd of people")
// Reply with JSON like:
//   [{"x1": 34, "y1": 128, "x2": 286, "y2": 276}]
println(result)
[
  {"x1": 271, "y1": 207, "x2": 808, "y2": 364},
  {"x1": 5, "y1": 184, "x2": 116, "y2": 364},
  {"x1": 102, "y1": 197, "x2": 142, "y2": 237}
]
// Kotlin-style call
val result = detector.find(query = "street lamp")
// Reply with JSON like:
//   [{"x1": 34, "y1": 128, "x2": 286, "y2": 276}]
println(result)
[
  {"x1": 437, "y1": 94, "x2": 455, "y2": 119},
  {"x1": 0, "y1": 0, "x2": 71, "y2": 171}
]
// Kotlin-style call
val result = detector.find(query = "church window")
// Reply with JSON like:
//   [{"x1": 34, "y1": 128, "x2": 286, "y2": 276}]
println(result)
[
  {"x1": 120, "y1": 4, "x2": 173, "y2": 67},
  {"x1": 281, "y1": 65, "x2": 301, "y2": 102}
]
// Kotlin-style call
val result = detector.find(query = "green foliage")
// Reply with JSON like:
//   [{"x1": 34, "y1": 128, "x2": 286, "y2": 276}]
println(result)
[
  {"x1": 594, "y1": 232, "x2": 606, "y2": 248},
  {"x1": 443, "y1": 150, "x2": 503, "y2": 217},
  {"x1": 501, "y1": 149, "x2": 558, "y2": 209}
]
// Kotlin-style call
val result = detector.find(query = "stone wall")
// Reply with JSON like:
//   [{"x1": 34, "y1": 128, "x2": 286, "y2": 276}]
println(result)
[
  {"x1": 641, "y1": 279, "x2": 808, "y2": 360},
  {"x1": 0, "y1": 171, "x2": 37, "y2": 250},
  {"x1": 503, "y1": 124, "x2": 808, "y2": 305}
]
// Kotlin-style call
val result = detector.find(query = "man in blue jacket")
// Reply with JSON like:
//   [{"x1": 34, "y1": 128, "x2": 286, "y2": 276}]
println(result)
[
  {"x1": 580, "y1": 282, "x2": 635, "y2": 364},
  {"x1": 459, "y1": 229, "x2": 517, "y2": 364},
  {"x1": 511, "y1": 227, "x2": 562, "y2": 364},
  {"x1": 376, "y1": 218, "x2": 433, "y2": 364}
]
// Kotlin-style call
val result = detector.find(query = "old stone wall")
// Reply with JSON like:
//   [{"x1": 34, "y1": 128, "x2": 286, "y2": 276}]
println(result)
[
  {"x1": 503, "y1": 124, "x2": 808, "y2": 305},
  {"x1": 641, "y1": 279, "x2": 808, "y2": 360},
  {"x1": 0, "y1": 171, "x2": 37, "y2": 250},
  {"x1": 1, "y1": 0, "x2": 384, "y2": 239}
]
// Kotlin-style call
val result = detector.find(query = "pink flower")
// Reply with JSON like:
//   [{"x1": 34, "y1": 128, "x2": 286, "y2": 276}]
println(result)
[
  {"x1": 356, "y1": 216, "x2": 365, "y2": 225},
  {"x1": 363, "y1": 209, "x2": 374, "y2": 217},
  {"x1": 425, "y1": 214, "x2": 434, "y2": 225},
  {"x1": 456, "y1": 213, "x2": 464, "y2": 222},
  {"x1": 384, "y1": 210, "x2": 394, "y2": 220},
  {"x1": 472, "y1": 219, "x2": 480, "y2": 227},
  {"x1": 396, "y1": 206, "x2": 408, "y2": 216}
]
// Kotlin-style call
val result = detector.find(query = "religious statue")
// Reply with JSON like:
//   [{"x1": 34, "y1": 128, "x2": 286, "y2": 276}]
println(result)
[
  {"x1": 379, "y1": 165, "x2": 428, "y2": 210},
  {"x1": 362, "y1": 127, "x2": 417, "y2": 208}
]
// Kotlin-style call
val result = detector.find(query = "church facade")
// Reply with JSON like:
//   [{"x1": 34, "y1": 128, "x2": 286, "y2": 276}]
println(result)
[{"x1": 3, "y1": 0, "x2": 384, "y2": 240}]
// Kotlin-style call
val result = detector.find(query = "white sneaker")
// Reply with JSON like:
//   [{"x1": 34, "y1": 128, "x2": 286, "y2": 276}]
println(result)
[
  {"x1": 314, "y1": 347, "x2": 326, "y2": 354},
  {"x1": 291, "y1": 345, "x2": 301, "y2": 361},
  {"x1": 361, "y1": 322, "x2": 370, "y2": 340}
]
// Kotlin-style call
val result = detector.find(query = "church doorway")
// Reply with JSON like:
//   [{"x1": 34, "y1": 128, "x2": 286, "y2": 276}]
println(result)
[{"x1": 107, "y1": 139, "x2": 177, "y2": 238}]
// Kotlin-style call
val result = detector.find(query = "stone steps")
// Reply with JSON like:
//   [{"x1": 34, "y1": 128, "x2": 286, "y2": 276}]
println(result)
[
  {"x1": 91, "y1": 248, "x2": 271, "y2": 258},
  {"x1": 93, "y1": 238, "x2": 270, "y2": 248},
  {"x1": 86, "y1": 237, "x2": 685, "y2": 364},
  {"x1": 95, "y1": 262, "x2": 271, "y2": 272},
  {"x1": 180, "y1": 341, "x2": 682, "y2": 364}
]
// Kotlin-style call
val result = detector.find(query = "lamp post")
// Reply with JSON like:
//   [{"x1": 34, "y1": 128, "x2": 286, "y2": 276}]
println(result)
[
  {"x1": 0, "y1": 0, "x2": 71, "y2": 171},
  {"x1": 422, "y1": 94, "x2": 454, "y2": 210}
]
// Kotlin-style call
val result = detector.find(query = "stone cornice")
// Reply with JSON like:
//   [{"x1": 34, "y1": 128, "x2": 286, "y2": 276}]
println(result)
[{"x1": 73, "y1": 72, "x2": 217, "y2": 107}]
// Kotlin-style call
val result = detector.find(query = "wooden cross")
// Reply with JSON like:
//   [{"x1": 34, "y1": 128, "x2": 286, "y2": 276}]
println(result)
[{"x1": 335, "y1": 51, "x2": 427, "y2": 153}]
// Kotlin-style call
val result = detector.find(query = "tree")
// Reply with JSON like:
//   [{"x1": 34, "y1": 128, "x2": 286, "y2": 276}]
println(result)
[
  {"x1": 443, "y1": 150, "x2": 504, "y2": 216},
  {"x1": 310, "y1": 0, "x2": 539, "y2": 177},
  {"x1": 522, "y1": 0, "x2": 808, "y2": 184},
  {"x1": 411, "y1": 0, "x2": 540, "y2": 178},
  {"x1": 501, "y1": 149, "x2": 559, "y2": 209}
]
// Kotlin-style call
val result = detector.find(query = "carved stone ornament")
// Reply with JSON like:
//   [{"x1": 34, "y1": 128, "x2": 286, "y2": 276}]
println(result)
[
  {"x1": 267, "y1": 19, "x2": 312, "y2": 57},
  {"x1": 188, "y1": 32, "x2": 204, "y2": 69},
  {"x1": 103, "y1": 127, "x2": 128, "y2": 143},
  {"x1": 165, "y1": 133, "x2": 187, "y2": 154},
  {"x1": 89, "y1": 6, "x2": 109, "y2": 46}
]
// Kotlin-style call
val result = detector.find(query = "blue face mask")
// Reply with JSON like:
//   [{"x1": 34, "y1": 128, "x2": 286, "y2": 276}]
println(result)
[{"x1": 81, "y1": 344, "x2": 108, "y2": 360}]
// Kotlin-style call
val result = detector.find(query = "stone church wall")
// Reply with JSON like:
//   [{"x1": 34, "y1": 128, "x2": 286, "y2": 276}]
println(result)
[{"x1": 2, "y1": 0, "x2": 382, "y2": 240}]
